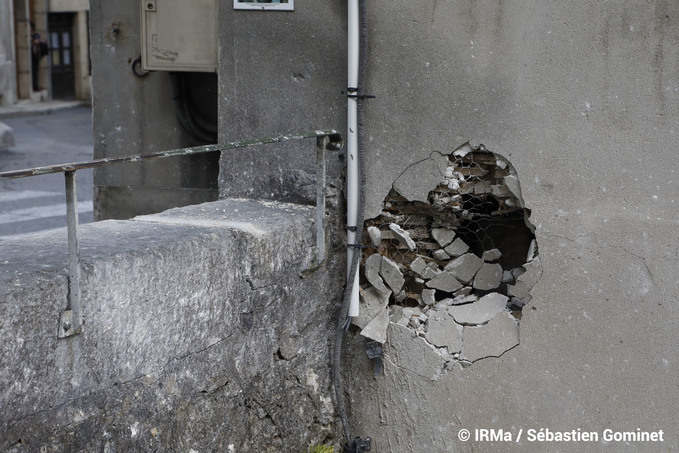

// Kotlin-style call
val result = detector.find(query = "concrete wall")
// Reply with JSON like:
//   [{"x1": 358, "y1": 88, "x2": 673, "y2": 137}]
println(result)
[
  {"x1": 90, "y1": 0, "x2": 219, "y2": 220},
  {"x1": 80, "y1": 0, "x2": 679, "y2": 450},
  {"x1": 218, "y1": 1, "x2": 679, "y2": 451},
  {"x1": 0, "y1": 199, "x2": 343, "y2": 451},
  {"x1": 0, "y1": 0, "x2": 17, "y2": 105}
]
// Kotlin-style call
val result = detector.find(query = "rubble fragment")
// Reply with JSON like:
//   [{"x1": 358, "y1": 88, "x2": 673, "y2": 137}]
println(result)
[
  {"x1": 367, "y1": 226, "x2": 382, "y2": 248},
  {"x1": 473, "y1": 263, "x2": 503, "y2": 290},
  {"x1": 352, "y1": 287, "x2": 390, "y2": 329},
  {"x1": 421, "y1": 288, "x2": 436, "y2": 306},
  {"x1": 448, "y1": 292, "x2": 508, "y2": 325},
  {"x1": 444, "y1": 253, "x2": 483, "y2": 284},
  {"x1": 380, "y1": 256, "x2": 405, "y2": 293},
  {"x1": 425, "y1": 310, "x2": 463, "y2": 352},
  {"x1": 426, "y1": 272, "x2": 463, "y2": 292},
  {"x1": 444, "y1": 238, "x2": 470, "y2": 257},
  {"x1": 360, "y1": 308, "x2": 390, "y2": 344},
  {"x1": 389, "y1": 223, "x2": 416, "y2": 250},
  {"x1": 365, "y1": 254, "x2": 390, "y2": 294},
  {"x1": 431, "y1": 228, "x2": 456, "y2": 248},
  {"x1": 482, "y1": 248, "x2": 502, "y2": 262},
  {"x1": 410, "y1": 256, "x2": 437, "y2": 279},
  {"x1": 461, "y1": 312, "x2": 519, "y2": 362}
]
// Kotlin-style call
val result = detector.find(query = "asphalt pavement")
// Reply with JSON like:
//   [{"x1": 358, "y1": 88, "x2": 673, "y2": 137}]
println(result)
[{"x1": 0, "y1": 105, "x2": 94, "y2": 240}]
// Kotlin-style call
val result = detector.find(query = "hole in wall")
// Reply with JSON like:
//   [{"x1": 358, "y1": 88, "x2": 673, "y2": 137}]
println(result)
[{"x1": 354, "y1": 143, "x2": 541, "y2": 366}]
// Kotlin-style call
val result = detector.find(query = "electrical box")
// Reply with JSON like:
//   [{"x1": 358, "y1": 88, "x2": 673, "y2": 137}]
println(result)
[{"x1": 141, "y1": 0, "x2": 217, "y2": 72}]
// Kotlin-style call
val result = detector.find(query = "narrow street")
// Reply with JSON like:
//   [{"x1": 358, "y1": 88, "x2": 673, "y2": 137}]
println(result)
[{"x1": 0, "y1": 106, "x2": 93, "y2": 240}]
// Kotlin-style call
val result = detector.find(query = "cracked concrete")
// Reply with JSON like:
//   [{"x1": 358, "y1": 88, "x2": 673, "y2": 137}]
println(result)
[{"x1": 358, "y1": 143, "x2": 540, "y2": 374}]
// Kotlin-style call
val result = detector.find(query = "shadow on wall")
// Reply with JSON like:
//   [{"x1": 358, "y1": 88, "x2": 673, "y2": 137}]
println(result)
[{"x1": 353, "y1": 143, "x2": 542, "y2": 370}]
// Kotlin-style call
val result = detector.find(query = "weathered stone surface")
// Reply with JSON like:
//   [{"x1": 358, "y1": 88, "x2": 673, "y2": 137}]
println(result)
[
  {"x1": 444, "y1": 253, "x2": 483, "y2": 283},
  {"x1": 380, "y1": 256, "x2": 405, "y2": 293},
  {"x1": 448, "y1": 293, "x2": 508, "y2": 325},
  {"x1": 389, "y1": 223, "x2": 416, "y2": 250},
  {"x1": 473, "y1": 262, "x2": 503, "y2": 290},
  {"x1": 386, "y1": 323, "x2": 445, "y2": 380},
  {"x1": 0, "y1": 198, "x2": 340, "y2": 452},
  {"x1": 421, "y1": 288, "x2": 436, "y2": 306},
  {"x1": 353, "y1": 287, "x2": 390, "y2": 329},
  {"x1": 365, "y1": 253, "x2": 390, "y2": 294},
  {"x1": 361, "y1": 308, "x2": 390, "y2": 343},
  {"x1": 426, "y1": 271, "x2": 463, "y2": 292},
  {"x1": 444, "y1": 238, "x2": 470, "y2": 257},
  {"x1": 462, "y1": 312, "x2": 520, "y2": 362},
  {"x1": 431, "y1": 228, "x2": 455, "y2": 248},
  {"x1": 367, "y1": 226, "x2": 382, "y2": 247},
  {"x1": 425, "y1": 311, "x2": 463, "y2": 352},
  {"x1": 482, "y1": 248, "x2": 502, "y2": 262}
]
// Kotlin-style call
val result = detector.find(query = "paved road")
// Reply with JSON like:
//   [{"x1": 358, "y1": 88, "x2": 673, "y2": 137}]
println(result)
[{"x1": 0, "y1": 107, "x2": 94, "y2": 240}]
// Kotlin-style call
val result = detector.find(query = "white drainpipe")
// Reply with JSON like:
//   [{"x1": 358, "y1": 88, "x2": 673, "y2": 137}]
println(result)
[{"x1": 347, "y1": 0, "x2": 360, "y2": 317}]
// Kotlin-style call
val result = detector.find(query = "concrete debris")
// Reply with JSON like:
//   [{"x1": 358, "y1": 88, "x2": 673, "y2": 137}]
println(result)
[
  {"x1": 454, "y1": 286, "x2": 473, "y2": 297},
  {"x1": 431, "y1": 228, "x2": 456, "y2": 247},
  {"x1": 450, "y1": 294, "x2": 477, "y2": 305},
  {"x1": 507, "y1": 280, "x2": 530, "y2": 301},
  {"x1": 365, "y1": 253, "x2": 390, "y2": 295},
  {"x1": 425, "y1": 310, "x2": 463, "y2": 352},
  {"x1": 473, "y1": 262, "x2": 503, "y2": 290},
  {"x1": 426, "y1": 271, "x2": 463, "y2": 292},
  {"x1": 361, "y1": 143, "x2": 541, "y2": 370},
  {"x1": 432, "y1": 249, "x2": 450, "y2": 261},
  {"x1": 421, "y1": 288, "x2": 436, "y2": 306},
  {"x1": 448, "y1": 292, "x2": 508, "y2": 325},
  {"x1": 360, "y1": 308, "x2": 390, "y2": 343},
  {"x1": 482, "y1": 248, "x2": 502, "y2": 262},
  {"x1": 380, "y1": 256, "x2": 405, "y2": 293},
  {"x1": 389, "y1": 223, "x2": 416, "y2": 250},
  {"x1": 517, "y1": 257, "x2": 542, "y2": 289},
  {"x1": 410, "y1": 256, "x2": 437, "y2": 279},
  {"x1": 444, "y1": 237, "x2": 470, "y2": 257},
  {"x1": 444, "y1": 253, "x2": 483, "y2": 284},
  {"x1": 461, "y1": 312, "x2": 519, "y2": 362},
  {"x1": 353, "y1": 287, "x2": 391, "y2": 329},
  {"x1": 367, "y1": 226, "x2": 382, "y2": 247}
]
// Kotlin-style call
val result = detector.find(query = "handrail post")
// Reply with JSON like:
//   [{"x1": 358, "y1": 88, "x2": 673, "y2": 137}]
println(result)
[
  {"x1": 315, "y1": 136, "x2": 328, "y2": 264},
  {"x1": 58, "y1": 170, "x2": 83, "y2": 338}
]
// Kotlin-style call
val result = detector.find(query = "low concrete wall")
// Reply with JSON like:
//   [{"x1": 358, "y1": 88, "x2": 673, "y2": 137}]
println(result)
[{"x1": 0, "y1": 199, "x2": 342, "y2": 451}]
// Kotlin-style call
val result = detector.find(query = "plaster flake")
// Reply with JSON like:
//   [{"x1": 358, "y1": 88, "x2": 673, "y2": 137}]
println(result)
[
  {"x1": 365, "y1": 253, "x2": 390, "y2": 295},
  {"x1": 389, "y1": 223, "x2": 416, "y2": 250},
  {"x1": 461, "y1": 312, "x2": 519, "y2": 362},
  {"x1": 448, "y1": 292, "x2": 508, "y2": 325},
  {"x1": 380, "y1": 256, "x2": 405, "y2": 293}
]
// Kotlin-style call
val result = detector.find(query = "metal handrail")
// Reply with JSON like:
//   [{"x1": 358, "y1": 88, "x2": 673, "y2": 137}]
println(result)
[{"x1": 0, "y1": 130, "x2": 343, "y2": 338}]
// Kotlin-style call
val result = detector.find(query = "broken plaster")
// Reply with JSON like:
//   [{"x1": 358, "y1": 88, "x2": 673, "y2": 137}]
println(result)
[{"x1": 356, "y1": 142, "x2": 541, "y2": 371}]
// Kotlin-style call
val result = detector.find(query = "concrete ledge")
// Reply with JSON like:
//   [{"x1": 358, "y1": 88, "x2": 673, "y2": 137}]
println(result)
[{"x1": 0, "y1": 198, "x2": 340, "y2": 451}]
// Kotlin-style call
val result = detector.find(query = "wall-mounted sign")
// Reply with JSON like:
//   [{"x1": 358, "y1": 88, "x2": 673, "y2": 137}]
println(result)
[{"x1": 234, "y1": 0, "x2": 294, "y2": 11}]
